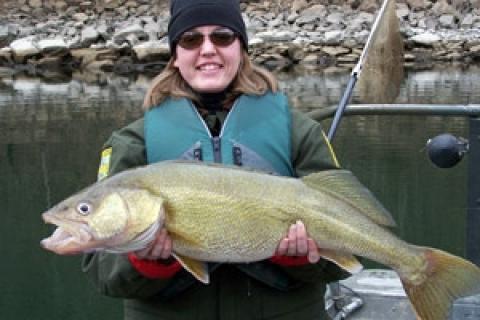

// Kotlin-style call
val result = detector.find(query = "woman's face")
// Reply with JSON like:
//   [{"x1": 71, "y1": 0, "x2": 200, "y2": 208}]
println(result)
[{"x1": 173, "y1": 25, "x2": 243, "y2": 93}]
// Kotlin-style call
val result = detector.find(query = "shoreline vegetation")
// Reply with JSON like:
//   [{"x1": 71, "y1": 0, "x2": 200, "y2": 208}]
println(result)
[{"x1": 0, "y1": 0, "x2": 479, "y2": 80}]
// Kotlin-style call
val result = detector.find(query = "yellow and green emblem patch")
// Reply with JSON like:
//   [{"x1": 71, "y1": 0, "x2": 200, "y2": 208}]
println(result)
[{"x1": 97, "y1": 147, "x2": 112, "y2": 181}]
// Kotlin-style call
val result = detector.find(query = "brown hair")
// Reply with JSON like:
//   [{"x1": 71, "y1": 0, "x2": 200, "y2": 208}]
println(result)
[{"x1": 142, "y1": 51, "x2": 278, "y2": 110}]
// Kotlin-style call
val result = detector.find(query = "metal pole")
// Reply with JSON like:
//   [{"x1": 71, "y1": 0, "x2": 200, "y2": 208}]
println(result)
[
  {"x1": 466, "y1": 117, "x2": 480, "y2": 265},
  {"x1": 309, "y1": 104, "x2": 480, "y2": 122},
  {"x1": 327, "y1": 75, "x2": 358, "y2": 141}
]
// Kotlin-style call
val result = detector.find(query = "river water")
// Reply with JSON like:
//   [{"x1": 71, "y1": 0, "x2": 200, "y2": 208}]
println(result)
[{"x1": 0, "y1": 64, "x2": 479, "y2": 319}]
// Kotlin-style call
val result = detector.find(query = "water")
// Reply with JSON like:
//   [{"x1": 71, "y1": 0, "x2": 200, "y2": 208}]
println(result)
[{"x1": 0, "y1": 65, "x2": 478, "y2": 319}]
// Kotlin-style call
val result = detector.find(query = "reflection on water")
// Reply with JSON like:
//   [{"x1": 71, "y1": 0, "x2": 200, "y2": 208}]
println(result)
[
  {"x1": 278, "y1": 64, "x2": 480, "y2": 111},
  {"x1": 0, "y1": 65, "x2": 477, "y2": 320}
]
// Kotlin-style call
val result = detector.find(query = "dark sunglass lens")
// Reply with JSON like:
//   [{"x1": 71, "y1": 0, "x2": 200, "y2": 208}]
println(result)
[
  {"x1": 178, "y1": 32, "x2": 204, "y2": 49},
  {"x1": 210, "y1": 31, "x2": 236, "y2": 47}
]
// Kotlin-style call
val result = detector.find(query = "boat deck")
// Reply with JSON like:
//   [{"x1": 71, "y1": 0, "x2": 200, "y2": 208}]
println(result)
[{"x1": 334, "y1": 269, "x2": 480, "y2": 320}]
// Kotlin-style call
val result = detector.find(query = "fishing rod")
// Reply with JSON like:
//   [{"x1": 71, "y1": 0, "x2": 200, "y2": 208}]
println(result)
[{"x1": 327, "y1": 0, "x2": 396, "y2": 142}]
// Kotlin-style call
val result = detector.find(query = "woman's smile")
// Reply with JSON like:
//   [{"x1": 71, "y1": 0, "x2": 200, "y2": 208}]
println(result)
[
  {"x1": 197, "y1": 63, "x2": 222, "y2": 71},
  {"x1": 197, "y1": 62, "x2": 224, "y2": 75}
]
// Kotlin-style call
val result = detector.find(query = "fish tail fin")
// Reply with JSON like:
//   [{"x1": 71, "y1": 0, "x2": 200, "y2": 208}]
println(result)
[{"x1": 400, "y1": 247, "x2": 480, "y2": 320}]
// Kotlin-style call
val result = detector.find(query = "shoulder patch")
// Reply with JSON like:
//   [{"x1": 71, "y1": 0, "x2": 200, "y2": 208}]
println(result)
[{"x1": 97, "y1": 147, "x2": 112, "y2": 181}]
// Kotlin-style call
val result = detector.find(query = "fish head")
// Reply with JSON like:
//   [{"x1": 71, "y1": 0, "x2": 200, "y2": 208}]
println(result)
[{"x1": 41, "y1": 186, "x2": 164, "y2": 255}]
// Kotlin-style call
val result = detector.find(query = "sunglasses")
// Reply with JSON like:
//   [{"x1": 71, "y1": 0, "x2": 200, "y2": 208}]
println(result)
[{"x1": 177, "y1": 29, "x2": 238, "y2": 50}]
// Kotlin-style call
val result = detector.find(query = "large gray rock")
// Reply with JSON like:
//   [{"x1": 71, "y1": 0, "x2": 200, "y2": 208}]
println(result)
[
  {"x1": 70, "y1": 47, "x2": 119, "y2": 70},
  {"x1": 255, "y1": 30, "x2": 297, "y2": 42},
  {"x1": 0, "y1": 47, "x2": 13, "y2": 65},
  {"x1": 324, "y1": 30, "x2": 344, "y2": 45},
  {"x1": 54, "y1": 1, "x2": 68, "y2": 11},
  {"x1": 396, "y1": 3, "x2": 410, "y2": 19},
  {"x1": 9, "y1": 36, "x2": 40, "y2": 63},
  {"x1": 298, "y1": 4, "x2": 327, "y2": 22},
  {"x1": 410, "y1": 32, "x2": 442, "y2": 46},
  {"x1": 72, "y1": 12, "x2": 89, "y2": 23},
  {"x1": 291, "y1": 0, "x2": 308, "y2": 13},
  {"x1": 132, "y1": 40, "x2": 170, "y2": 61},
  {"x1": 358, "y1": 0, "x2": 378, "y2": 13},
  {"x1": 141, "y1": 17, "x2": 167, "y2": 40},
  {"x1": 322, "y1": 46, "x2": 350, "y2": 57},
  {"x1": 80, "y1": 26, "x2": 100, "y2": 47},
  {"x1": 326, "y1": 12, "x2": 345, "y2": 26},
  {"x1": 461, "y1": 14, "x2": 475, "y2": 28},
  {"x1": 98, "y1": 0, "x2": 125, "y2": 9},
  {"x1": 112, "y1": 23, "x2": 148, "y2": 46},
  {"x1": 349, "y1": 12, "x2": 374, "y2": 31},
  {"x1": 28, "y1": 0, "x2": 42, "y2": 8},
  {"x1": 0, "y1": 24, "x2": 18, "y2": 48},
  {"x1": 432, "y1": 0, "x2": 456, "y2": 16},
  {"x1": 406, "y1": 0, "x2": 427, "y2": 11},
  {"x1": 37, "y1": 38, "x2": 68, "y2": 56},
  {"x1": 439, "y1": 14, "x2": 456, "y2": 28}
]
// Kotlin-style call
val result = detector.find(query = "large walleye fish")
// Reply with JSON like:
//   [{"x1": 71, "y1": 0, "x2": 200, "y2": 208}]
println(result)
[{"x1": 41, "y1": 161, "x2": 480, "y2": 320}]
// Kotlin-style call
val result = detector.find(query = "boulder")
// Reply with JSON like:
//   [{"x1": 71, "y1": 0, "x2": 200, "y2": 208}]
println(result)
[
  {"x1": 132, "y1": 40, "x2": 170, "y2": 61},
  {"x1": 9, "y1": 36, "x2": 40, "y2": 63},
  {"x1": 0, "y1": 24, "x2": 18, "y2": 48},
  {"x1": 410, "y1": 32, "x2": 442, "y2": 46},
  {"x1": 321, "y1": 46, "x2": 350, "y2": 57},
  {"x1": 358, "y1": 0, "x2": 378, "y2": 13},
  {"x1": 406, "y1": 0, "x2": 426, "y2": 11},
  {"x1": 255, "y1": 30, "x2": 297, "y2": 42},
  {"x1": 80, "y1": 26, "x2": 100, "y2": 47},
  {"x1": 439, "y1": 14, "x2": 456, "y2": 28},
  {"x1": 0, "y1": 47, "x2": 13, "y2": 65},
  {"x1": 432, "y1": 0, "x2": 455, "y2": 16},
  {"x1": 112, "y1": 23, "x2": 148, "y2": 46},
  {"x1": 37, "y1": 38, "x2": 68, "y2": 56},
  {"x1": 70, "y1": 47, "x2": 119, "y2": 69},
  {"x1": 324, "y1": 31, "x2": 344, "y2": 45},
  {"x1": 28, "y1": 0, "x2": 42, "y2": 8}
]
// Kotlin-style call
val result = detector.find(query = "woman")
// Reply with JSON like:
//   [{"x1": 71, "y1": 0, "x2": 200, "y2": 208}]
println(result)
[{"x1": 83, "y1": 0, "x2": 348, "y2": 319}]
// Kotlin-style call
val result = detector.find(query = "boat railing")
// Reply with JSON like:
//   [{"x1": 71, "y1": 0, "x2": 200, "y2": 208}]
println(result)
[{"x1": 308, "y1": 104, "x2": 480, "y2": 121}]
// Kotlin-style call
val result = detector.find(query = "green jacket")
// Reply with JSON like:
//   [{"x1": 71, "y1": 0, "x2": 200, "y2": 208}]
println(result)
[
  {"x1": 144, "y1": 92, "x2": 295, "y2": 176},
  {"x1": 82, "y1": 105, "x2": 349, "y2": 320}
]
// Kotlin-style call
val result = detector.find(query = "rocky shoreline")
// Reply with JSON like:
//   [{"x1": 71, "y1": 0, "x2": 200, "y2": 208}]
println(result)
[{"x1": 1, "y1": 0, "x2": 480, "y2": 79}]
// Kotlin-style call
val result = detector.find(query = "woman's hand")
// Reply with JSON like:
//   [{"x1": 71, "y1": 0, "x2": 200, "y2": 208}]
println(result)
[
  {"x1": 133, "y1": 227, "x2": 173, "y2": 260},
  {"x1": 276, "y1": 220, "x2": 321, "y2": 263}
]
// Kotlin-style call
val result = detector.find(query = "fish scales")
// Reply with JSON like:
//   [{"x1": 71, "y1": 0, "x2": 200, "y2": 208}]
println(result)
[{"x1": 132, "y1": 163, "x2": 421, "y2": 272}]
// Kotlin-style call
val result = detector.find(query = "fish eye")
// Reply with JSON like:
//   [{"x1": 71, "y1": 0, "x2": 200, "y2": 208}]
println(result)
[{"x1": 76, "y1": 202, "x2": 92, "y2": 215}]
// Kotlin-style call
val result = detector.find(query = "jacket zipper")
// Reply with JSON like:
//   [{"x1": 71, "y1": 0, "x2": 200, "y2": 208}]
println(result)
[
  {"x1": 190, "y1": 99, "x2": 239, "y2": 163},
  {"x1": 212, "y1": 136, "x2": 221, "y2": 163}
]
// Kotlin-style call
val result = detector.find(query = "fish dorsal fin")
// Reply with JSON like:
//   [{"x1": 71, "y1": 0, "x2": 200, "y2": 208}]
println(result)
[
  {"x1": 172, "y1": 253, "x2": 209, "y2": 284},
  {"x1": 302, "y1": 170, "x2": 396, "y2": 227},
  {"x1": 319, "y1": 249, "x2": 363, "y2": 274}
]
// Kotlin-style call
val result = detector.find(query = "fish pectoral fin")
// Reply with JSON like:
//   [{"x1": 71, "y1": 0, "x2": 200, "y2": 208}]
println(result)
[
  {"x1": 320, "y1": 249, "x2": 363, "y2": 274},
  {"x1": 172, "y1": 253, "x2": 209, "y2": 284},
  {"x1": 302, "y1": 170, "x2": 396, "y2": 227}
]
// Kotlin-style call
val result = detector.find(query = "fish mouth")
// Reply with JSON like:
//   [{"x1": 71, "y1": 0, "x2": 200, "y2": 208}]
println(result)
[{"x1": 41, "y1": 213, "x2": 97, "y2": 255}]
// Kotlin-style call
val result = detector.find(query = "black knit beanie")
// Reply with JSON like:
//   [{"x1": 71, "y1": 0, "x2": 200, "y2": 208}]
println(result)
[{"x1": 168, "y1": 0, "x2": 248, "y2": 52}]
